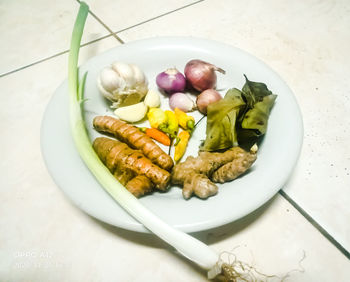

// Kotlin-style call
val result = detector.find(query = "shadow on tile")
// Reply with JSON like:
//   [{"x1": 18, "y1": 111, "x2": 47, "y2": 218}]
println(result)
[
  {"x1": 88, "y1": 193, "x2": 277, "y2": 248},
  {"x1": 86, "y1": 194, "x2": 277, "y2": 278}
]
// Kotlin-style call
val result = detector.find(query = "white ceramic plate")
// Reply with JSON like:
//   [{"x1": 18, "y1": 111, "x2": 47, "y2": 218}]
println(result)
[{"x1": 41, "y1": 37, "x2": 303, "y2": 233}]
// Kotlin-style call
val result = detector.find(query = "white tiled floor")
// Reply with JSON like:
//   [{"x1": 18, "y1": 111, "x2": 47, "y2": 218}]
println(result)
[
  {"x1": 0, "y1": 0, "x2": 110, "y2": 76},
  {"x1": 1, "y1": 0, "x2": 349, "y2": 281},
  {"x1": 83, "y1": 0, "x2": 201, "y2": 33}
]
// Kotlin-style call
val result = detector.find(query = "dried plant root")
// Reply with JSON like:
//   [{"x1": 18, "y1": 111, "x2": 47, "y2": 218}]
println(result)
[
  {"x1": 93, "y1": 115, "x2": 173, "y2": 171},
  {"x1": 171, "y1": 146, "x2": 257, "y2": 199},
  {"x1": 93, "y1": 137, "x2": 170, "y2": 194},
  {"x1": 213, "y1": 249, "x2": 306, "y2": 282}
]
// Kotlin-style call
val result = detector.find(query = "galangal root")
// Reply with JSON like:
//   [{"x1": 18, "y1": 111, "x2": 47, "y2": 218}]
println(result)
[
  {"x1": 93, "y1": 115, "x2": 174, "y2": 171},
  {"x1": 171, "y1": 145, "x2": 257, "y2": 199},
  {"x1": 93, "y1": 137, "x2": 170, "y2": 197}
]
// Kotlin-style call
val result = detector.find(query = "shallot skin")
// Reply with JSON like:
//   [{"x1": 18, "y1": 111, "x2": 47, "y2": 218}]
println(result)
[{"x1": 184, "y1": 59, "x2": 225, "y2": 92}]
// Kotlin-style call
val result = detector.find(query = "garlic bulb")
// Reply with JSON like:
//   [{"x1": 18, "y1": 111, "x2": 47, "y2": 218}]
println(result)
[{"x1": 97, "y1": 62, "x2": 148, "y2": 108}]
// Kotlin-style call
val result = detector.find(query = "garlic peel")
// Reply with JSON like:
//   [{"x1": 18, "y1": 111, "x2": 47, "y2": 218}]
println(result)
[{"x1": 98, "y1": 62, "x2": 148, "y2": 108}]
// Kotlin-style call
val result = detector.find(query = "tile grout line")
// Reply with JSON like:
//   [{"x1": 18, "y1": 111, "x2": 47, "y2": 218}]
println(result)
[
  {"x1": 107, "y1": 0, "x2": 205, "y2": 36},
  {"x1": 0, "y1": 36, "x2": 110, "y2": 78},
  {"x1": 0, "y1": 0, "x2": 204, "y2": 78},
  {"x1": 76, "y1": 0, "x2": 124, "y2": 44},
  {"x1": 279, "y1": 189, "x2": 350, "y2": 260}
]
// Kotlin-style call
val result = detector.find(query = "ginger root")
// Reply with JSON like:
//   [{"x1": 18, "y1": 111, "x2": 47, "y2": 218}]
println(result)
[
  {"x1": 182, "y1": 174, "x2": 218, "y2": 200},
  {"x1": 171, "y1": 146, "x2": 257, "y2": 199},
  {"x1": 93, "y1": 116, "x2": 173, "y2": 171},
  {"x1": 93, "y1": 137, "x2": 170, "y2": 197}
]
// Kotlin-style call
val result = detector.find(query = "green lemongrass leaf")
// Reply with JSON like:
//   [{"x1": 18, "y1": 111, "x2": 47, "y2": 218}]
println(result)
[
  {"x1": 78, "y1": 71, "x2": 88, "y2": 102},
  {"x1": 68, "y1": 2, "x2": 219, "y2": 273},
  {"x1": 68, "y1": 3, "x2": 88, "y2": 102}
]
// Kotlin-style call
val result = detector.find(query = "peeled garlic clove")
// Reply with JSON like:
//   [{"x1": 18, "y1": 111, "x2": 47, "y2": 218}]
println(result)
[
  {"x1": 114, "y1": 102, "x2": 148, "y2": 123},
  {"x1": 144, "y1": 89, "x2": 161, "y2": 108}
]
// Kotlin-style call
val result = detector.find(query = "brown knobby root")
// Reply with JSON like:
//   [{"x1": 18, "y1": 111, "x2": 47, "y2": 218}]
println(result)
[
  {"x1": 125, "y1": 175, "x2": 154, "y2": 198},
  {"x1": 93, "y1": 115, "x2": 174, "y2": 171},
  {"x1": 93, "y1": 137, "x2": 171, "y2": 196},
  {"x1": 182, "y1": 174, "x2": 218, "y2": 199},
  {"x1": 171, "y1": 145, "x2": 257, "y2": 199}
]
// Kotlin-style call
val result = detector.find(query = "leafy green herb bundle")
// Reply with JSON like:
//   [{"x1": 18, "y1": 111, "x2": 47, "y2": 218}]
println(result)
[{"x1": 201, "y1": 75, "x2": 277, "y2": 151}]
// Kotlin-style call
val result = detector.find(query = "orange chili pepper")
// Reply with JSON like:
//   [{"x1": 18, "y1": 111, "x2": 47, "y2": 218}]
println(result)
[{"x1": 141, "y1": 127, "x2": 171, "y2": 146}]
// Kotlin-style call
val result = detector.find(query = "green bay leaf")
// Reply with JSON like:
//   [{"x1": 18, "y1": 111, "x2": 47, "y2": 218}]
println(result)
[{"x1": 201, "y1": 88, "x2": 245, "y2": 151}]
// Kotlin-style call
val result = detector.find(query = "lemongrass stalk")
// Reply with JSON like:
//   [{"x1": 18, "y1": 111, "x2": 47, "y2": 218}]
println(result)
[{"x1": 68, "y1": 2, "x2": 220, "y2": 277}]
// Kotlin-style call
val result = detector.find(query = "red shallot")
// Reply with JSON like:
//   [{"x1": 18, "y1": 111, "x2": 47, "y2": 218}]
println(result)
[
  {"x1": 169, "y1": 92, "x2": 196, "y2": 112},
  {"x1": 184, "y1": 59, "x2": 225, "y2": 92},
  {"x1": 196, "y1": 89, "x2": 222, "y2": 115}
]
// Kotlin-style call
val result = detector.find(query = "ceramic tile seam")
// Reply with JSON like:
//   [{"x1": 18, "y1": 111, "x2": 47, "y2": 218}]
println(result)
[
  {"x1": 279, "y1": 189, "x2": 350, "y2": 260},
  {"x1": 76, "y1": 0, "x2": 124, "y2": 44},
  {"x1": 93, "y1": 0, "x2": 205, "y2": 43},
  {"x1": 0, "y1": 36, "x2": 109, "y2": 78}
]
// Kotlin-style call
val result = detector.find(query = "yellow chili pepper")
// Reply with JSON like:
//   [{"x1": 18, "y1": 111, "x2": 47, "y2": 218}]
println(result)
[
  {"x1": 159, "y1": 110, "x2": 179, "y2": 139},
  {"x1": 147, "y1": 108, "x2": 167, "y2": 129},
  {"x1": 174, "y1": 108, "x2": 195, "y2": 132},
  {"x1": 174, "y1": 130, "x2": 191, "y2": 162}
]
